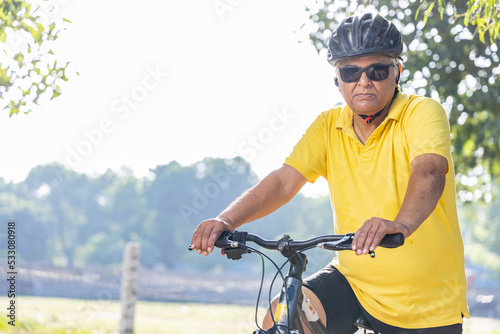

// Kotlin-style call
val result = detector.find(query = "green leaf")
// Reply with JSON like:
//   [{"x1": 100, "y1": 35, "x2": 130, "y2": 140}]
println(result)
[
  {"x1": 0, "y1": 30, "x2": 6, "y2": 43},
  {"x1": 20, "y1": 87, "x2": 30, "y2": 97},
  {"x1": 7, "y1": 101, "x2": 20, "y2": 117},
  {"x1": 415, "y1": 3, "x2": 422, "y2": 20},
  {"x1": 464, "y1": 1, "x2": 473, "y2": 26},
  {"x1": 479, "y1": 30, "x2": 486, "y2": 43},
  {"x1": 424, "y1": 2, "x2": 436, "y2": 26},
  {"x1": 52, "y1": 88, "x2": 61, "y2": 99},
  {"x1": 0, "y1": 67, "x2": 12, "y2": 87},
  {"x1": 494, "y1": 20, "x2": 500, "y2": 39},
  {"x1": 13, "y1": 52, "x2": 23, "y2": 67}
]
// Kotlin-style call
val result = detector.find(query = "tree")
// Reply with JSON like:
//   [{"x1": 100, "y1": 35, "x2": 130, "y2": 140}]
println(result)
[
  {"x1": 90, "y1": 167, "x2": 158, "y2": 267},
  {"x1": 23, "y1": 163, "x2": 109, "y2": 267},
  {"x1": 0, "y1": 178, "x2": 52, "y2": 262},
  {"x1": 421, "y1": 0, "x2": 500, "y2": 43},
  {"x1": 0, "y1": 0, "x2": 69, "y2": 116},
  {"x1": 305, "y1": 0, "x2": 500, "y2": 202},
  {"x1": 146, "y1": 157, "x2": 258, "y2": 270},
  {"x1": 459, "y1": 181, "x2": 500, "y2": 283}
]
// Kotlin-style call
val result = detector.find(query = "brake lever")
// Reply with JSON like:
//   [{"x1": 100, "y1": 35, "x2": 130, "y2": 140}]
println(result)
[{"x1": 317, "y1": 234, "x2": 376, "y2": 258}]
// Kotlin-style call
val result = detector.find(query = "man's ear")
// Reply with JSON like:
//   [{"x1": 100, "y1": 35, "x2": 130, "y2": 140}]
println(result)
[
  {"x1": 395, "y1": 64, "x2": 402, "y2": 84},
  {"x1": 334, "y1": 77, "x2": 339, "y2": 87}
]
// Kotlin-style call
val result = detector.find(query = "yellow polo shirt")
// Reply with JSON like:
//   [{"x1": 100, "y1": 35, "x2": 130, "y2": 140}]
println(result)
[{"x1": 284, "y1": 92, "x2": 469, "y2": 328}]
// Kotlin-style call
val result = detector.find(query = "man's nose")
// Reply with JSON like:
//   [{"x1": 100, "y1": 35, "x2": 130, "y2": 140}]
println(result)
[{"x1": 357, "y1": 72, "x2": 372, "y2": 86}]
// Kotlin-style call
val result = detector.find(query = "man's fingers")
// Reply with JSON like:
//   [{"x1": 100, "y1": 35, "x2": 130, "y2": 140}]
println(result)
[
  {"x1": 207, "y1": 231, "x2": 222, "y2": 253},
  {"x1": 205, "y1": 231, "x2": 218, "y2": 254},
  {"x1": 366, "y1": 220, "x2": 397, "y2": 252},
  {"x1": 369, "y1": 230, "x2": 385, "y2": 252},
  {"x1": 353, "y1": 218, "x2": 407, "y2": 256},
  {"x1": 191, "y1": 229, "x2": 202, "y2": 254},
  {"x1": 190, "y1": 221, "x2": 212, "y2": 254},
  {"x1": 190, "y1": 218, "x2": 230, "y2": 256},
  {"x1": 201, "y1": 225, "x2": 216, "y2": 253},
  {"x1": 354, "y1": 218, "x2": 387, "y2": 255},
  {"x1": 353, "y1": 220, "x2": 371, "y2": 254}
]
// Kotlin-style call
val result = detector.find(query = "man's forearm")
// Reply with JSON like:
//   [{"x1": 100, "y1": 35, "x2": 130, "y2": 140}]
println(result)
[
  {"x1": 191, "y1": 165, "x2": 307, "y2": 256},
  {"x1": 395, "y1": 164, "x2": 446, "y2": 238},
  {"x1": 218, "y1": 165, "x2": 307, "y2": 229}
]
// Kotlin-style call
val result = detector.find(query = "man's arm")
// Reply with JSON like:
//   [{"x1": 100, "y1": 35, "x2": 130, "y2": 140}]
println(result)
[
  {"x1": 190, "y1": 164, "x2": 308, "y2": 256},
  {"x1": 352, "y1": 153, "x2": 447, "y2": 255}
]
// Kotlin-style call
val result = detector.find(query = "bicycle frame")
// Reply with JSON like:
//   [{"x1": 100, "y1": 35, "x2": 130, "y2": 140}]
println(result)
[{"x1": 261, "y1": 252, "x2": 328, "y2": 334}]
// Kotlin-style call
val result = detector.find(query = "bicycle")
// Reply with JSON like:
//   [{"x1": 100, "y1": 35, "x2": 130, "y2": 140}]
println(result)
[{"x1": 189, "y1": 230, "x2": 404, "y2": 334}]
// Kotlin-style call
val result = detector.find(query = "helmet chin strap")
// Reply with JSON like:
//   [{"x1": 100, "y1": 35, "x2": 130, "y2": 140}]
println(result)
[
  {"x1": 354, "y1": 108, "x2": 385, "y2": 124},
  {"x1": 353, "y1": 87, "x2": 399, "y2": 124}
]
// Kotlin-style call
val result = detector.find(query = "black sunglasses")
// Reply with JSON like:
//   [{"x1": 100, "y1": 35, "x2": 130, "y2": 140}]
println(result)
[{"x1": 338, "y1": 63, "x2": 395, "y2": 83}]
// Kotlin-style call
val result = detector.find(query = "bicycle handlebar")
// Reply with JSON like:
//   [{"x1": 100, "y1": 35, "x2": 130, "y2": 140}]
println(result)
[{"x1": 202, "y1": 231, "x2": 404, "y2": 259}]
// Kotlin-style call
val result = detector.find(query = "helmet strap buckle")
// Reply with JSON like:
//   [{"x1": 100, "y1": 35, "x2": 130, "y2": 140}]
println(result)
[{"x1": 353, "y1": 88, "x2": 399, "y2": 125}]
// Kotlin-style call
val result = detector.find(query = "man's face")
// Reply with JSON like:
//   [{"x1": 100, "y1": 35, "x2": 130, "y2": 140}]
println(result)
[{"x1": 337, "y1": 55, "x2": 398, "y2": 116}]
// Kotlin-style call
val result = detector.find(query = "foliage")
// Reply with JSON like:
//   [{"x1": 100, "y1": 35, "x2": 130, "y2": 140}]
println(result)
[
  {"x1": 418, "y1": 0, "x2": 500, "y2": 43},
  {"x1": 304, "y1": 0, "x2": 500, "y2": 203},
  {"x1": 460, "y1": 180, "x2": 500, "y2": 280},
  {"x1": 0, "y1": 0, "x2": 69, "y2": 116}
]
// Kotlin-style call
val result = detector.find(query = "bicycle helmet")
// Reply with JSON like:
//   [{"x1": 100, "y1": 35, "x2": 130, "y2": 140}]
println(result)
[{"x1": 327, "y1": 13, "x2": 403, "y2": 66}]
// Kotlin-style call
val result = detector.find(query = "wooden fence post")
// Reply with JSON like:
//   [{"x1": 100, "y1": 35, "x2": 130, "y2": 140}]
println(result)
[{"x1": 119, "y1": 242, "x2": 141, "y2": 334}]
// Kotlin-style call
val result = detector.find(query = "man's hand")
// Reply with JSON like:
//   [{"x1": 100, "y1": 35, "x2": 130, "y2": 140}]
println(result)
[
  {"x1": 352, "y1": 218, "x2": 410, "y2": 255},
  {"x1": 190, "y1": 217, "x2": 234, "y2": 256}
]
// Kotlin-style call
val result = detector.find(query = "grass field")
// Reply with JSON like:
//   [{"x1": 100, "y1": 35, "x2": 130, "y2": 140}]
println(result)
[{"x1": 0, "y1": 296, "x2": 499, "y2": 333}]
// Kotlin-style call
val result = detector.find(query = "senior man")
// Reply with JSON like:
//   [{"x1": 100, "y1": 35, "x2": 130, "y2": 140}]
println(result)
[{"x1": 191, "y1": 12, "x2": 469, "y2": 333}]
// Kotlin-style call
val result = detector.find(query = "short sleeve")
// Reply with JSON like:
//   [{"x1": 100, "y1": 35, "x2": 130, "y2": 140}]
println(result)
[
  {"x1": 284, "y1": 111, "x2": 331, "y2": 182},
  {"x1": 404, "y1": 98, "x2": 452, "y2": 173}
]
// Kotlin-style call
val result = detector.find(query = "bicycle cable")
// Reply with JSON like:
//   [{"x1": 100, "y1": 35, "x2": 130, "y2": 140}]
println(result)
[
  {"x1": 267, "y1": 245, "x2": 318, "y2": 333},
  {"x1": 227, "y1": 240, "x2": 321, "y2": 333},
  {"x1": 231, "y1": 243, "x2": 287, "y2": 332}
]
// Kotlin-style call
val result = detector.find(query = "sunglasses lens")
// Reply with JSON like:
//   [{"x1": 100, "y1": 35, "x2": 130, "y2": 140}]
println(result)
[
  {"x1": 339, "y1": 64, "x2": 393, "y2": 83},
  {"x1": 339, "y1": 67, "x2": 363, "y2": 83},
  {"x1": 368, "y1": 65, "x2": 391, "y2": 81}
]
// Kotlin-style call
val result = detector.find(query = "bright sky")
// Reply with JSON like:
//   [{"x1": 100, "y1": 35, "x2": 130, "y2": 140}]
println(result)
[{"x1": 0, "y1": 0, "x2": 343, "y2": 197}]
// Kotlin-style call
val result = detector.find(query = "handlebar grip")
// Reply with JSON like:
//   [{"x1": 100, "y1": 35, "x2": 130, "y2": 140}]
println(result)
[
  {"x1": 379, "y1": 233, "x2": 404, "y2": 248},
  {"x1": 214, "y1": 231, "x2": 235, "y2": 249}
]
